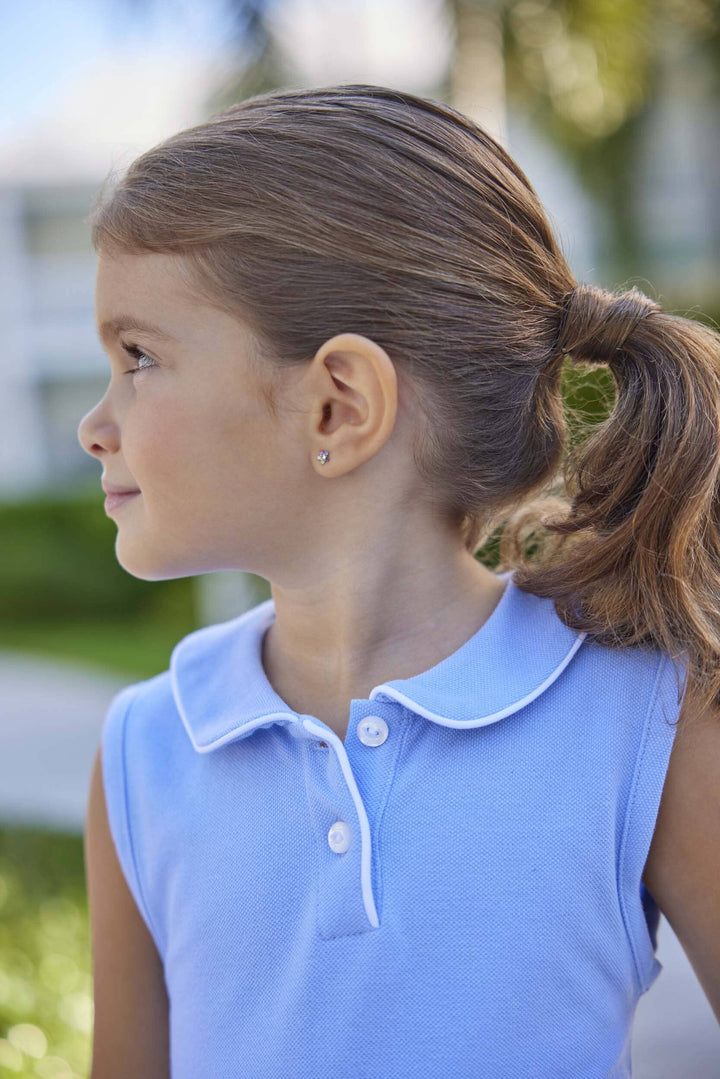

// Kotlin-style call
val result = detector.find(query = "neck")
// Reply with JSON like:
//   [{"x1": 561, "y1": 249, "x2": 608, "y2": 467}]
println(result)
[{"x1": 261, "y1": 550, "x2": 507, "y2": 741}]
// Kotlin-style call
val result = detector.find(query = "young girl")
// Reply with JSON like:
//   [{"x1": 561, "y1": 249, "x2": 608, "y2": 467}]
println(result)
[{"x1": 77, "y1": 84, "x2": 720, "y2": 1078}]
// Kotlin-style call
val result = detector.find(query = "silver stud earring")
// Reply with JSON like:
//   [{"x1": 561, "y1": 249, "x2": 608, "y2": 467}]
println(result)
[{"x1": 316, "y1": 449, "x2": 330, "y2": 465}]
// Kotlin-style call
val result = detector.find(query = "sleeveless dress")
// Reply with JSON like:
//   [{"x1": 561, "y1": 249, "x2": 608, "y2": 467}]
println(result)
[{"x1": 101, "y1": 570, "x2": 688, "y2": 1078}]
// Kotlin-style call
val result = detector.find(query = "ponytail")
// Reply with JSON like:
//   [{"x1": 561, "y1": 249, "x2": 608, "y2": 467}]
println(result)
[{"x1": 498, "y1": 284, "x2": 720, "y2": 716}]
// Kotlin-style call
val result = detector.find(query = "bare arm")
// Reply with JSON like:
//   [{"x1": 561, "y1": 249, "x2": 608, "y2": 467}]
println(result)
[
  {"x1": 84, "y1": 744, "x2": 170, "y2": 1078},
  {"x1": 642, "y1": 683, "x2": 720, "y2": 1024}
]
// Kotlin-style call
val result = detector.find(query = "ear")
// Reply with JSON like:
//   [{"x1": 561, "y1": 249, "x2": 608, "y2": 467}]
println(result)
[{"x1": 308, "y1": 333, "x2": 398, "y2": 474}]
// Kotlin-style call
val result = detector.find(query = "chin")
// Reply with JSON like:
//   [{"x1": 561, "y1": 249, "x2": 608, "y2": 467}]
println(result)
[
  {"x1": 115, "y1": 559, "x2": 169, "y2": 582},
  {"x1": 114, "y1": 542, "x2": 190, "y2": 582}
]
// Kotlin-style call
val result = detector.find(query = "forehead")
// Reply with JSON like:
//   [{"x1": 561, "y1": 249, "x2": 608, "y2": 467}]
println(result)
[
  {"x1": 95, "y1": 251, "x2": 209, "y2": 343},
  {"x1": 96, "y1": 250, "x2": 193, "y2": 308},
  {"x1": 94, "y1": 249, "x2": 260, "y2": 356}
]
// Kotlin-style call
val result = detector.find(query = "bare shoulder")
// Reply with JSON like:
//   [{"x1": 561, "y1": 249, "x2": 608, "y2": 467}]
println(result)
[
  {"x1": 84, "y1": 743, "x2": 170, "y2": 1078},
  {"x1": 642, "y1": 681, "x2": 720, "y2": 1022}
]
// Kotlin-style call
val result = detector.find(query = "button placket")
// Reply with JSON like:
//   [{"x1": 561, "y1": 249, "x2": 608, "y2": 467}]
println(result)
[{"x1": 302, "y1": 717, "x2": 380, "y2": 935}]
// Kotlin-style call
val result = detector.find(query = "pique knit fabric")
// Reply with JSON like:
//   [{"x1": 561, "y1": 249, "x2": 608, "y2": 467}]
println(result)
[{"x1": 100, "y1": 569, "x2": 688, "y2": 1079}]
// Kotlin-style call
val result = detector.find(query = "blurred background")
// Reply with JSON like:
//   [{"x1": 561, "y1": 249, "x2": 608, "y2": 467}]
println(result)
[{"x1": 1, "y1": 0, "x2": 719, "y2": 1075}]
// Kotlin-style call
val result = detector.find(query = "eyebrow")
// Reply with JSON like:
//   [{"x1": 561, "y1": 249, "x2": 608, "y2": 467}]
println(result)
[{"x1": 97, "y1": 315, "x2": 178, "y2": 343}]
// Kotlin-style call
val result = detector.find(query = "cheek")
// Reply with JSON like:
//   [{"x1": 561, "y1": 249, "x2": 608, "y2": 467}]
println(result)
[
  {"x1": 123, "y1": 395, "x2": 195, "y2": 484},
  {"x1": 124, "y1": 380, "x2": 285, "y2": 498},
  {"x1": 209, "y1": 386, "x2": 282, "y2": 474}
]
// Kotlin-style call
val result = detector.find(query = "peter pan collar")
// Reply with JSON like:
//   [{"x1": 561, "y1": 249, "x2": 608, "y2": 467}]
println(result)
[{"x1": 170, "y1": 571, "x2": 587, "y2": 753}]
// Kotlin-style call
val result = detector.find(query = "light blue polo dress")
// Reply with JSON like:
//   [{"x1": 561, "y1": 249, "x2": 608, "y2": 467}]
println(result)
[{"x1": 101, "y1": 569, "x2": 688, "y2": 1078}]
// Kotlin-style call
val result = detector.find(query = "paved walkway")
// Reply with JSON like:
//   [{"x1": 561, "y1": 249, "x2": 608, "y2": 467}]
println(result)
[{"x1": 0, "y1": 650, "x2": 717, "y2": 1073}]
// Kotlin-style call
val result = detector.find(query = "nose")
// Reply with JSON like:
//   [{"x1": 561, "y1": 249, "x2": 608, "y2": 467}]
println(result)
[{"x1": 77, "y1": 397, "x2": 118, "y2": 460}]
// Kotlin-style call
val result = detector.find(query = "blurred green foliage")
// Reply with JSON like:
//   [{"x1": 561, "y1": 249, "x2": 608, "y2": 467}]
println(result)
[
  {"x1": 0, "y1": 488, "x2": 196, "y2": 624},
  {"x1": 0, "y1": 826, "x2": 89, "y2": 1079},
  {"x1": 0, "y1": 488, "x2": 198, "y2": 679}
]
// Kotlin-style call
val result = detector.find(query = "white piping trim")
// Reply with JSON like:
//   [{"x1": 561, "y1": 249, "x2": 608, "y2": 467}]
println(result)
[
  {"x1": 369, "y1": 631, "x2": 588, "y2": 728},
  {"x1": 171, "y1": 661, "x2": 299, "y2": 752},
  {"x1": 302, "y1": 718, "x2": 380, "y2": 930}
]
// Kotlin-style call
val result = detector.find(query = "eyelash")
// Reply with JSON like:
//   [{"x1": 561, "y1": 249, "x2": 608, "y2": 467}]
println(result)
[{"x1": 122, "y1": 343, "x2": 157, "y2": 375}]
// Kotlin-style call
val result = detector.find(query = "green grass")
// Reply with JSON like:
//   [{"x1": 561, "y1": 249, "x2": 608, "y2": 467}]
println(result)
[
  {"x1": 0, "y1": 826, "x2": 90, "y2": 1078},
  {"x1": 0, "y1": 616, "x2": 187, "y2": 682}
]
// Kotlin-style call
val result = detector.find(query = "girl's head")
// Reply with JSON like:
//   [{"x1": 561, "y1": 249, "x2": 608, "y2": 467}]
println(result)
[
  {"x1": 79, "y1": 83, "x2": 574, "y2": 579},
  {"x1": 85, "y1": 248, "x2": 412, "y2": 583},
  {"x1": 78, "y1": 83, "x2": 720, "y2": 711}
]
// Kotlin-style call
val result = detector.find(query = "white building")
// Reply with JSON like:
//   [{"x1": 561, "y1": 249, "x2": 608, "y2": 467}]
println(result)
[{"x1": 0, "y1": 180, "x2": 103, "y2": 496}]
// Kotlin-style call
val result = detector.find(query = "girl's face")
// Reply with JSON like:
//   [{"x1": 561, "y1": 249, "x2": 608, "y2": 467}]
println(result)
[{"x1": 78, "y1": 250, "x2": 310, "y2": 581}]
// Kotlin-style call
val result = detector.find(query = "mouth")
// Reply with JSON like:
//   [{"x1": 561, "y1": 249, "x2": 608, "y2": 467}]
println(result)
[{"x1": 104, "y1": 491, "x2": 141, "y2": 514}]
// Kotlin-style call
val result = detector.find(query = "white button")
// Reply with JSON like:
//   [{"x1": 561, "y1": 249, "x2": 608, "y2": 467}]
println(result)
[
  {"x1": 327, "y1": 820, "x2": 351, "y2": 854},
  {"x1": 357, "y1": 716, "x2": 388, "y2": 746}
]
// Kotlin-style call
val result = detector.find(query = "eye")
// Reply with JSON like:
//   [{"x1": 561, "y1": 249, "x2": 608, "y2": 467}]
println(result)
[{"x1": 122, "y1": 343, "x2": 158, "y2": 376}]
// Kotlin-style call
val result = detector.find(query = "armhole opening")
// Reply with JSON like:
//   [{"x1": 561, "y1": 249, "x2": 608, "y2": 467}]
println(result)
[
  {"x1": 101, "y1": 685, "x2": 166, "y2": 962},
  {"x1": 617, "y1": 653, "x2": 684, "y2": 995}
]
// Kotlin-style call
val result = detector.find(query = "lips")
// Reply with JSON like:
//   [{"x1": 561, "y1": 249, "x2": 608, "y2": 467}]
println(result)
[{"x1": 104, "y1": 490, "x2": 141, "y2": 514}]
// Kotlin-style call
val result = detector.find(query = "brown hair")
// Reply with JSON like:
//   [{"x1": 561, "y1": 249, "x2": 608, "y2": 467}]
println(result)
[{"x1": 87, "y1": 83, "x2": 720, "y2": 716}]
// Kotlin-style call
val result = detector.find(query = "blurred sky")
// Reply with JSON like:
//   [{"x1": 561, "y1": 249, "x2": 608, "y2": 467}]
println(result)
[
  {"x1": 0, "y1": 0, "x2": 236, "y2": 139},
  {"x1": 0, "y1": 0, "x2": 256, "y2": 181},
  {"x1": 0, "y1": 0, "x2": 453, "y2": 181}
]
